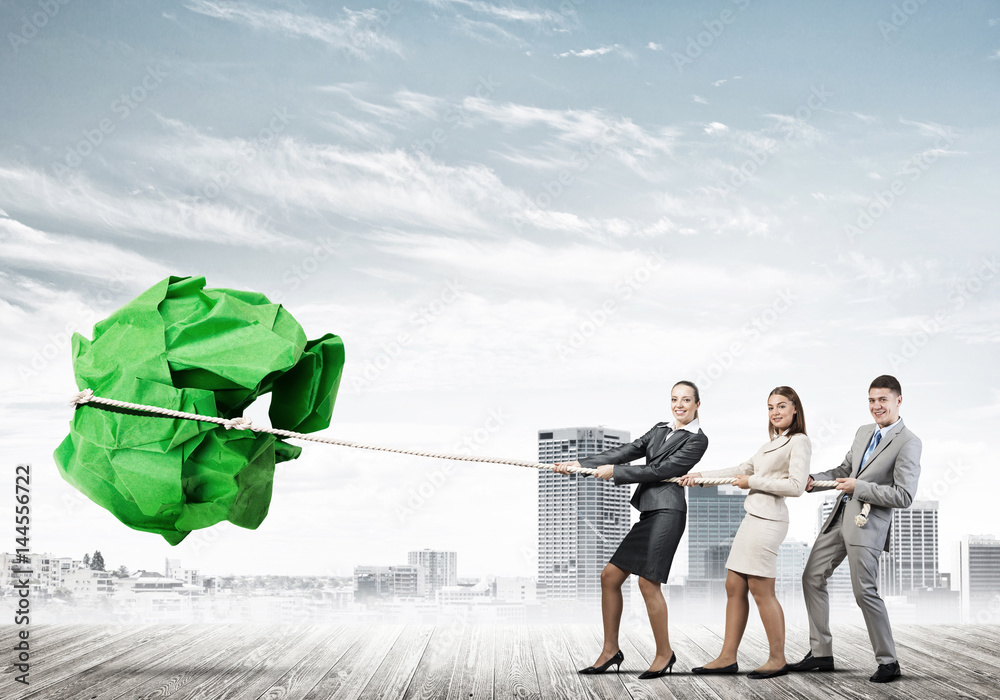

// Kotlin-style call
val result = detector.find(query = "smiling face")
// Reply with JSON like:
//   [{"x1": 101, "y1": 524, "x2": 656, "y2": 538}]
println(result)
[
  {"x1": 869, "y1": 387, "x2": 902, "y2": 428},
  {"x1": 768, "y1": 393, "x2": 796, "y2": 433},
  {"x1": 670, "y1": 384, "x2": 700, "y2": 428}
]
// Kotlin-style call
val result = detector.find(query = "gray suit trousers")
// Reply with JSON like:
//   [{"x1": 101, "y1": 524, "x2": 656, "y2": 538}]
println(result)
[{"x1": 801, "y1": 508, "x2": 896, "y2": 665}]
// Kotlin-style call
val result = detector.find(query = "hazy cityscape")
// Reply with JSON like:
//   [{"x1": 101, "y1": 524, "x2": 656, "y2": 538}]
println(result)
[{"x1": 3, "y1": 426, "x2": 998, "y2": 627}]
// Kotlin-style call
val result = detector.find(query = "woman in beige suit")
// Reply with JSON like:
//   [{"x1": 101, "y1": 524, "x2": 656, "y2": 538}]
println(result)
[{"x1": 678, "y1": 386, "x2": 810, "y2": 679}]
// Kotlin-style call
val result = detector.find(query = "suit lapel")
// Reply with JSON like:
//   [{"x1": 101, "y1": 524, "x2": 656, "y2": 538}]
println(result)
[
  {"x1": 855, "y1": 421, "x2": 903, "y2": 477},
  {"x1": 649, "y1": 426, "x2": 689, "y2": 461},
  {"x1": 763, "y1": 434, "x2": 790, "y2": 454}
]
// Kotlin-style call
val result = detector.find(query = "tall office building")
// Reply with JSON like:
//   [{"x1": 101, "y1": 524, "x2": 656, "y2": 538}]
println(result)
[
  {"x1": 687, "y1": 484, "x2": 747, "y2": 580},
  {"x1": 680, "y1": 484, "x2": 747, "y2": 616},
  {"x1": 817, "y1": 495, "x2": 854, "y2": 604},
  {"x1": 879, "y1": 500, "x2": 938, "y2": 596},
  {"x1": 537, "y1": 426, "x2": 631, "y2": 602},
  {"x1": 777, "y1": 540, "x2": 810, "y2": 607},
  {"x1": 958, "y1": 535, "x2": 1000, "y2": 622},
  {"x1": 408, "y1": 549, "x2": 457, "y2": 596}
]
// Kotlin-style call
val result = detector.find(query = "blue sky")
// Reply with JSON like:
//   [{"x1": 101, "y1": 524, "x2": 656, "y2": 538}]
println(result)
[{"x1": 1, "y1": 0, "x2": 998, "y2": 579}]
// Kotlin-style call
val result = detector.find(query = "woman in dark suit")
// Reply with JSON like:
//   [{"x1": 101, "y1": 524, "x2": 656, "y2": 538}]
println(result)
[{"x1": 554, "y1": 380, "x2": 708, "y2": 679}]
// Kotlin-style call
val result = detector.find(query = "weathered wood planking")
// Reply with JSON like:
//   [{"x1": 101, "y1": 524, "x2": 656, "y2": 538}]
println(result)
[
  {"x1": 1, "y1": 623, "x2": 998, "y2": 699},
  {"x1": 43, "y1": 625, "x2": 235, "y2": 700},
  {"x1": 300, "y1": 624, "x2": 402, "y2": 700},
  {"x1": 257, "y1": 625, "x2": 367, "y2": 700},
  {"x1": 0, "y1": 625, "x2": 184, "y2": 700}
]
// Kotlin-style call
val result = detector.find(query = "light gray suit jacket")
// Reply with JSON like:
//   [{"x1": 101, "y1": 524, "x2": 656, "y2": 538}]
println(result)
[{"x1": 811, "y1": 419, "x2": 921, "y2": 551}]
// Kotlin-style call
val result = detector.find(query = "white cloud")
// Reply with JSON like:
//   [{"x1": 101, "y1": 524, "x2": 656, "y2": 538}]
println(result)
[
  {"x1": 422, "y1": 0, "x2": 568, "y2": 27},
  {"x1": 556, "y1": 44, "x2": 634, "y2": 59},
  {"x1": 184, "y1": 1, "x2": 402, "y2": 57},
  {"x1": 692, "y1": 95, "x2": 708, "y2": 104},
  {"x1": 898, "y1": 117, "x2": 957, "y2": 143},
  {"x1": 451, "y1": 16, "x2": 530, "y2": 47},
  {"x1": 0, "y1": 211, "x2": 169, "y2": 283},
  {"x1": 704, "y1": 122, "x2": 729, "y2": 135},
  {"x1": 0, "y1": 165, "x2": 294, "y2": 248},
  {"x1": 460, "y1": 98, "x2": 676, "y2": 155},
  {"x1": 647, "y1": 41, "x2": 663, "y2": 51}
]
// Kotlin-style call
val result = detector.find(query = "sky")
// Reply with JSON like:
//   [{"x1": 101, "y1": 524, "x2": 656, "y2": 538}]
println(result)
[{"x1": 1, "y1": 0, "x2": 998, "y2": 580}]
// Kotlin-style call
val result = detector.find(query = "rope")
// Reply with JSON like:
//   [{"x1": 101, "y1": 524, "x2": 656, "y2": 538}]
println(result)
[{"x1": 67, "y1": 389, "x2": 862, "y2": 518}]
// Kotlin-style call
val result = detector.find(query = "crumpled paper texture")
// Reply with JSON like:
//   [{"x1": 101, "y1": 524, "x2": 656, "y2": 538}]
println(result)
[{"x1": 54, "y1": 276, "x2": 345, "y2": 544}]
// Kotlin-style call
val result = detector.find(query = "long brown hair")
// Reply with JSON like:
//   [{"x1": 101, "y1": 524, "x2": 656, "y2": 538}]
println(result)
[{"x1": 768, "y1": 386, "x2": 806, "y2": 438}]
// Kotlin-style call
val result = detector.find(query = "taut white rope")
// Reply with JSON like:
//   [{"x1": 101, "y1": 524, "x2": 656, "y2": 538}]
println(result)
[{"x1": 68, "y1": 388, "x2": 868, "y2": 524}]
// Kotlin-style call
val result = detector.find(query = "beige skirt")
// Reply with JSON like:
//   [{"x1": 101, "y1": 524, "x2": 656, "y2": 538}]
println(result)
[{"x1": 726, "y1": 513, "x2": 788, "y2": 578}]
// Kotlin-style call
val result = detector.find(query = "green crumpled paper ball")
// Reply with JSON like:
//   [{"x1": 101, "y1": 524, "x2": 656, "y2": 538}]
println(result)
[{"x1": 53, "y1": 275, "x2": 345, "y2": 544}]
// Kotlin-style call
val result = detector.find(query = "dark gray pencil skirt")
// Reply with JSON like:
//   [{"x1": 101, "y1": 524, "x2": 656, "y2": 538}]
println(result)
[{"x1": 609, "y1": 508, "x2": 685, "y2": 584}]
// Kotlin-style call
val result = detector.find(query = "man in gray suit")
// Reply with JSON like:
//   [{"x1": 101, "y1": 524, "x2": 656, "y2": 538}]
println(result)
[{"x1": 788, "y1": 375, "x2": 921, "y2": 684}]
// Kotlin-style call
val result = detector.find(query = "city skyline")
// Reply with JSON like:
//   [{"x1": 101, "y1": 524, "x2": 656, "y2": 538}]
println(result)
[{"x1": 1, "y1": 1, "x2": 998, "y2": 580}]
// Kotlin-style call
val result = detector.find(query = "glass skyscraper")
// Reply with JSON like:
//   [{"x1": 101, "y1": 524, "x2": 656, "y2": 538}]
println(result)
[
  {"x1": 687, "y1": 484, "x2": 747, "y2": 580},
  {"x1": 879, "y1": 500, "x2": 939, "y2": 597},
  {"x1": 537, "y1": 426, "x2": 631, "y2": 602}
]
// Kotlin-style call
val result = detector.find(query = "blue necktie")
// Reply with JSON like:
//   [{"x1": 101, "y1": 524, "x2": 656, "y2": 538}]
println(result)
[
  {"x1": 861, "y1": 428, "x2": 882, "y2": 468},
  {"x1": 844, "y1": 429, "x2": 882, "y2": 503}
]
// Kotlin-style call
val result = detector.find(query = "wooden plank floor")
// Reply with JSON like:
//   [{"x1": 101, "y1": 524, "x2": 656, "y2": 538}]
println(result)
[{"x1": 1, "y1": 623, "x2": 997, "y2": 699}]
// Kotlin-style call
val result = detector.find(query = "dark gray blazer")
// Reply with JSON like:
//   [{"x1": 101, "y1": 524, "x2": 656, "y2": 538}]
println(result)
[{"x1": 579, "y1": 423, "x2": 709, "y2": 512}]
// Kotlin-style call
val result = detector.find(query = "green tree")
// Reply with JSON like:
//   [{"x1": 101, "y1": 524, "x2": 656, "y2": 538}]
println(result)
[
  {"x1": 116, "y1": 564, "x2": 129, "y2": 577},
  {"x1": 91, "y1": 550, "x2": 105, "y2": 571},
  {"x1": 82, "y1": 553, "x2": 91, "y2": 568}
]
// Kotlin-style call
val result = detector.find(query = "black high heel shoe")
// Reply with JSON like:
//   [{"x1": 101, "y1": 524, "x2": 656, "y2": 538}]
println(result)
[
  {"x1": 578, "y1": 650, "x2": 624, "y2": 674},
  {"x1": 638, "y1": 651, "x2": 677, "y2": 679}
]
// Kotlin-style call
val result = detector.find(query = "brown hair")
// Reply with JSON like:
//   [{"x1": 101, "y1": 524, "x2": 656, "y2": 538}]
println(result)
[
  {"x1": 768, "y1": 386, "x2": 806, "y2": 438},
  {"x1": 672, "y1": 380, "x2": 701, "y2": 419},
  {"x1": 870, "y1": 374, "x2": 902, "y2": 396}
]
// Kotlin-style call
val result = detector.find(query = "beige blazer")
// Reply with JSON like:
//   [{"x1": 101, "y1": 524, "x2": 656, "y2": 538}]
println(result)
[{"x1": 700, "y1": 432, "x2": 811, "y2": 522}]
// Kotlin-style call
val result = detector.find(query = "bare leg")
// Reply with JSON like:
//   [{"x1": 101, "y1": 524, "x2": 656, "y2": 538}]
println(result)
[
  {"x1": 637, "y1": 576, "x2": 674, "y2": 672},
  {"x1": 702, "y1": 569, "x2": 749, "y2": 668},
  {"x1": 592, "y1": 563, "x2": 629, "y2": 666},
  {"x1": 748, "y1": 575, "x2": 787, "y2": 672}
]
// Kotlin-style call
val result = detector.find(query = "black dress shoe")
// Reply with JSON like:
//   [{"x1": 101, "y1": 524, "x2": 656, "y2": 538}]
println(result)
[
  {"x1": 869, "y1": 661, "x2": 900, "y2": 683},
  {"x1": 747, "y1": 665, "x2": 789, "y2": 679},
  {"x1": 691, "y1": 662, "x2": 739, "y2": 674},
  {"x1": 638, "y1": 652, "x2": 677, "y2": 679},
  {"x1": 787, "y1": 651, "x2": 835, "y2": 672},
  {"x1": 579, "y1": 650, "x2": 623, "y2": 674}
]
